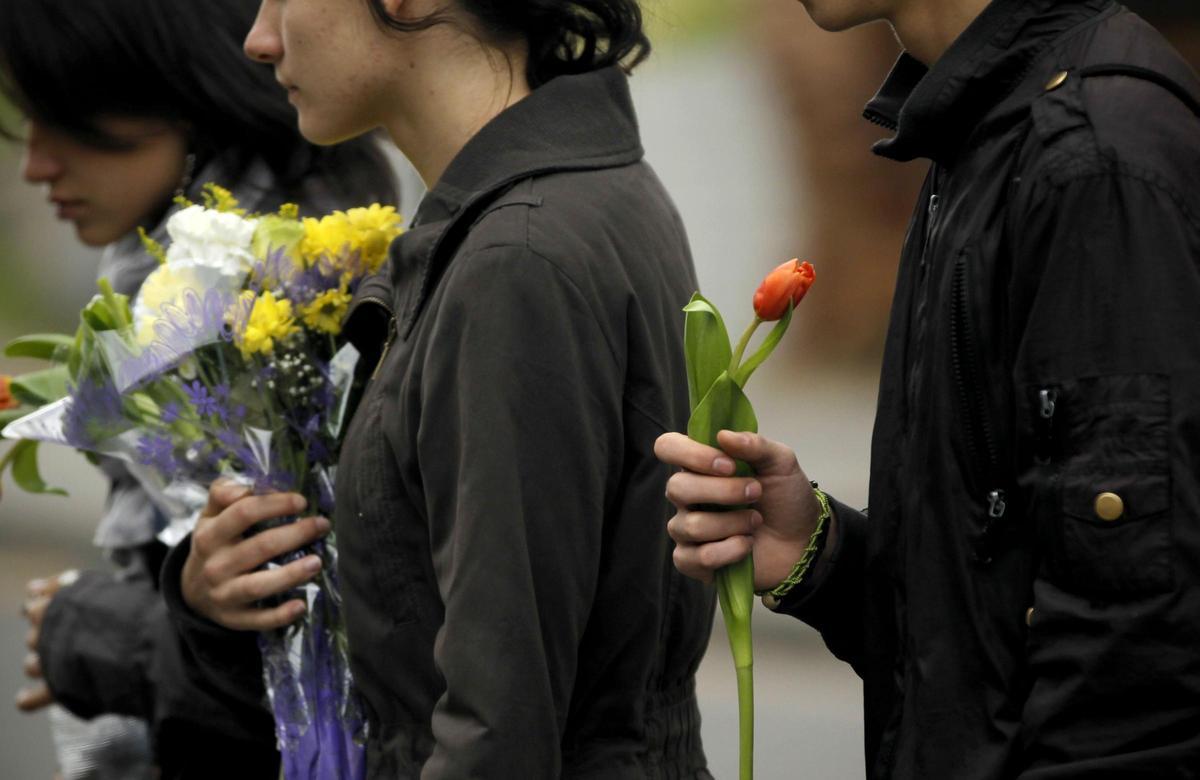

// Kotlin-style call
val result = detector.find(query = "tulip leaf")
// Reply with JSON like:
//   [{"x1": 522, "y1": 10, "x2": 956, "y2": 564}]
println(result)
[
  {"x1": 4, "y1": 334, "x2": 75, "y2": 362},
  {"x1": 0, "y1": 439, "x2": 67, "y2": 496},
  {"x1": 731, "y1": 302, "x2": 793, "y2": 388},
  {"x1": 683, "y1": 293, "x2": 733, "y2": 412},
  {"x1": 10, "y1": 366, "x2": 70, "y2": 406},
  {"x1": 687, "y1": 370, "x2": 758, "y2": 460}
]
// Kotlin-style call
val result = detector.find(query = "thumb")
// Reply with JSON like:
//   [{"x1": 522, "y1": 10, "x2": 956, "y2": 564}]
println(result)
[{"x1": 715, "y1": 430, "x2": 799, "y2": 477}]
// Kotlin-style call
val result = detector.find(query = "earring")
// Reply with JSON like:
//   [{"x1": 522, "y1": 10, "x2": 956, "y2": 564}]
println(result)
[{"x1": 175, "y1": 152, "x2": 197, "y2": 199}]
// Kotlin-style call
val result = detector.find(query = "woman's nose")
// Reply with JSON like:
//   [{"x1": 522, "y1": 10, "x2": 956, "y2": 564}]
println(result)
[
  {"x1": 20, "y1": 123, "x2": 64, "y2": 184},
  {"x1": 244, "y1": 0, "x2": 284, "y2": 64}
]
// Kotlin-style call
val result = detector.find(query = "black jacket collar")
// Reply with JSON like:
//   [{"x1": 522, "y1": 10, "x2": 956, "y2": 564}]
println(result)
[
  {"x1": 412, "y1": 65, "x2": 644, "y2": 226},
  {"x1": 346, "y1": 66, "x2": 644, "y2": 348},
  {"x1": 865, "y1": 0, "x2": 1111, "y2": 163}
]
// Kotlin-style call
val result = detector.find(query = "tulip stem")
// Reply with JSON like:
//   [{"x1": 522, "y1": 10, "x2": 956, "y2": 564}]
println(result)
[{"x1": 730, "y1": 317, "x2": 762, "y2": 377}]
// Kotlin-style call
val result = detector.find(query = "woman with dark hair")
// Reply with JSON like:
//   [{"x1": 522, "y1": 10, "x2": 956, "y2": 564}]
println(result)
[
  {"x1": 170, "y1": 0, "x2": 715, "y2": 776},
  {"x1": 1, "y1": 0, "x2": 398, "y2": 776}
]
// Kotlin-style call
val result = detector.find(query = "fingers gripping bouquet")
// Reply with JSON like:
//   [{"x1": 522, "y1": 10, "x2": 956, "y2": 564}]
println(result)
[
  {"x1": 682, "y1": 259, "x2": 815, "y2": 780},
  {"x1": 2, "y1": 185, "x2": 404, "y2": 779}
]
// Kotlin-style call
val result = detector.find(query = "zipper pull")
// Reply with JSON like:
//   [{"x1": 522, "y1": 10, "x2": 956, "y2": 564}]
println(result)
[
  {"x1": 1035, "y1": 388, "x2": 1058, "y2": 464},
  {"x1": 370, "y1": 316, "x2": 398, "y2": 382},
  {"x1": 1039, "y1": 388, "x2": 1057, "y2": 419},
  {"x1": 987, "y1": 489, "x2": 1007, "y2": 519}
]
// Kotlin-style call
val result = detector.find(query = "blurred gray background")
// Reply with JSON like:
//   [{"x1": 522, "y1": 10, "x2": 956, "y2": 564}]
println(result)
[{"x1": 0, "y1": 4, "x2": 895, "y2": 777}]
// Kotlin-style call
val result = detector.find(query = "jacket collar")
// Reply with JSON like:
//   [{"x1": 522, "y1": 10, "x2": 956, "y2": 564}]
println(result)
[
  {"x1": 413, "y1": 65, "x2": 644, "y2": 226},
  {"x1": 344, "y1": 66, "x2": 644, "y2": 351},
  {"x1": 865, "y1": 0, "x2": 1111, "y2": 163}
]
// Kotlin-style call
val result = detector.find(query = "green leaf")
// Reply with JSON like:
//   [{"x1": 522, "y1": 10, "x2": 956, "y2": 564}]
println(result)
[
  {"x1": 0, "y1": 407, "x2": 31, "y2": 428},
  {"x1": 4, "y1": 334, "x2": 75, "y2": 362},
  {"x1": 731, "y1": 301, "x2": 793, "y2": 388},
  {"x1": 686, "y1": 371, "x2": 758, "y2": 451},
  {"x1": 10, "y1": 366, "x2": 69, "y2": 406},
  {"x1": 0, "y1": 440, "x2": 67, "y2": 496},
  {"x1": 683, "y1": 293, "x2": 733, "y2": 412}
]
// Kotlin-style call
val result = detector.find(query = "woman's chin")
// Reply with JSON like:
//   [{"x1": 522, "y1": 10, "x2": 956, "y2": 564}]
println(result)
[{"x1": 297, "y1": 115, "x2": 369, "y2": 147}]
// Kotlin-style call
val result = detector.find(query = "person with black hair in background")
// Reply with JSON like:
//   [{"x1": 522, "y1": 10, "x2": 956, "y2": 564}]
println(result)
[
  {"x1": 165, "y1": 0, "x2": 716, "y2": 776},
  {"x1": 0, "y1": 0, "x2": 398, "y2": 776}
]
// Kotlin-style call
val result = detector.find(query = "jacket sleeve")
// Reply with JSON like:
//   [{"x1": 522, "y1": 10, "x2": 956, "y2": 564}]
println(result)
[
  {"x1": 1009, "y1": 167, "x2": 1200, "y2": 765},
  {"x1": 157, "y1": 536, "x2": 280, "y2": 771},
  {"x1": 38, "y1": 570, "x2": 160, "y2": 719},
  {"x1": 768, "y1": 495, "x2": 871, "y2": 676},
  {"x1": 414, "y1": 244, "x2": 624, "y2": 778}
]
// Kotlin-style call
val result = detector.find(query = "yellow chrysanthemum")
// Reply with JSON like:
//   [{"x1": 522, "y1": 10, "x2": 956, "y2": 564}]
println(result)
[
  {"x1": 237, "y1": 290, "x2": 299, "y2": 359},
  {"x1": 343, "y1": 205, "x2": 404, "y2": 272},
  {"x1": 301, "y1": 286, "x2": 353, "y2": 335},
  {"x1": 298, "y1": 204, "x2": 403, "y2": 272},
  {"x1": 299, "y1": 213, "x2": 353, "y2": 267}
]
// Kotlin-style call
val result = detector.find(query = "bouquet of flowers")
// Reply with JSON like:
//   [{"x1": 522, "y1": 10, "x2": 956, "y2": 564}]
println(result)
[
  {"x1": 682, "y1": 258, "x2": 815, "y2": 780},
  {"x1": 2, "y1": 184, "x2": 404, "y2": 779}
]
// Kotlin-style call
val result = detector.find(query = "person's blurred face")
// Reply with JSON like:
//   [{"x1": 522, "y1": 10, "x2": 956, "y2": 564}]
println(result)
[
  {"x1": 795, "y1": 0, "x2": 899, "y2": 31},
  {"x1": 244, "y1": 0, "x2": 398, "y2": 145},
  {"x1": 20, "y1": 117, "x2": 188, "y2": 247}
]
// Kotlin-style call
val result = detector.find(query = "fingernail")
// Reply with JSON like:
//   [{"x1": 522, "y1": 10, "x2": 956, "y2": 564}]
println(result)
[
  {"x1": 292, "y1": 495, "x2": 308, "y2": 513},
  {"x1": 304, "y1": 556, "x2": 322, "y2": 574},
  {"x1": 314, "y1": 517, "x2": 331, "y2": 534},
  {"x1": 751, "y1": 512, "x2": 764, "y2": 528},
  {"x1": 713, "y1": 457, "x2": 735, "y2": 475},
  {"x1": 745, "y1": 481, "x2": 762, "y2": 501}
]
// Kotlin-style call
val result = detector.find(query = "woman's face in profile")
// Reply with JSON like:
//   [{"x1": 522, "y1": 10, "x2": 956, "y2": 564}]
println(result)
[
  {"x1": 244, "y1": 0, "x2": 408, "y2": 146},
  {"x1": 20, "y1": 116, "x2": 188, "y2": 247}
]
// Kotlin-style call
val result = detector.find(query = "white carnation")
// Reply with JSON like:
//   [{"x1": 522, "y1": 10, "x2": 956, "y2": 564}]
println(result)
[{"x1": 164, "y1": 205, "x2": 260, "y2": 276}]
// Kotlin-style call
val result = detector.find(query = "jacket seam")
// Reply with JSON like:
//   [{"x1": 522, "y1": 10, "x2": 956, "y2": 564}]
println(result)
[
  {"x1": 454, "y1": 241, "x2": 624, "y2": 371},
  {"x1": 1030, "y1": 159, "x2": 1200, "y2": 234}
]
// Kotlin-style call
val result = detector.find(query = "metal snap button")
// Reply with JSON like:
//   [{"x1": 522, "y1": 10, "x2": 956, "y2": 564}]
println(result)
[
  {"x1": 1045, "y1": 70, "x2": 1069, "y2": 92},
  {"x1": 1094, "y1": 492, "x2": 1125, "y2": 521}
]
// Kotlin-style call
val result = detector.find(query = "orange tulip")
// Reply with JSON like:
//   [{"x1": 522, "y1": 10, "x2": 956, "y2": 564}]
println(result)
[
  {"x1": 0, "y1": 376, "x2": 17, "y2": 411},
  {"x1": 752, "y1": 259, "x2": 815, "y2": 321}
]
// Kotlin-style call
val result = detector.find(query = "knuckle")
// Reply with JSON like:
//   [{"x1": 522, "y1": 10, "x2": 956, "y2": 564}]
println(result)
[{"x1": 200, "y1": 559, "x2": 224, "y2": 588}]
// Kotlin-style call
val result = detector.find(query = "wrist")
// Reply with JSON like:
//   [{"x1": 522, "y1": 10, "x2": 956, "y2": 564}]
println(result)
[{"x1": 757, "y1": 485, "x2": 832, "y2": 606}]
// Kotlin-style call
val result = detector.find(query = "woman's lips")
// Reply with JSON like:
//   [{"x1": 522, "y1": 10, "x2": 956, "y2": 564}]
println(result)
[{"x1": 51, "y1": 199, "x2": 86, "y2": 220}]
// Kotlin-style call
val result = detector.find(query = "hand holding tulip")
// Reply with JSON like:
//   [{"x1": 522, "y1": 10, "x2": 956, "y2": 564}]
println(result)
[
  {"x1": 656, "y1": 430, "x2": 829, "y2": 590},
  {"x1": 670, "y1": 258, "x2": 815, "y2": 780}
]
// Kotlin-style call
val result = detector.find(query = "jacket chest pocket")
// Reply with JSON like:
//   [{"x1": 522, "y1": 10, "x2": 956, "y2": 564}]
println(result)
[
  {"x1": 345, "y1": 389, "x2": 421, "y2": 627},
  {"x1": 1027, "y1": 373, "x2": 1174, "y2": 599}
]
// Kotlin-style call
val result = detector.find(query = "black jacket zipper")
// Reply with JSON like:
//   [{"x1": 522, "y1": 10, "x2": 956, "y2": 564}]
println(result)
[{"x1": 949, "y1": 252, "x2": 1008, "y2": 562}]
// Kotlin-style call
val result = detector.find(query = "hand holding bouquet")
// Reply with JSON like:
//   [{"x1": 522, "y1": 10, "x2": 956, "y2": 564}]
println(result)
[{"x1": 3, "y1": 184, "x2": 403, "y2": 779}]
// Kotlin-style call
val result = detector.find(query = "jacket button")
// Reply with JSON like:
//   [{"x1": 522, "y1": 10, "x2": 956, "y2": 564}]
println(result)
[
  {"x1": 1025, "y1": 607, "x2": 1034, "y2": 626},
  {"x1": 1045, "y1": 70, "x2": 1069, "y2": 91},
  {"x1": 1094, "y1": 492, "x2": 1125, "y2": 521}
]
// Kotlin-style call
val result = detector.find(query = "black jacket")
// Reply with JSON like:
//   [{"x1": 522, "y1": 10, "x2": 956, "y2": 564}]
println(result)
[
  {"x1": 772, "y1": 2, "x2": 1200, "y2": 777},
  {"x1": 335, "y1": 66, "x2": 714, "y2": 779},
  {"x1": 164, "y1": 67, "x2": 714, "y2": 778}
]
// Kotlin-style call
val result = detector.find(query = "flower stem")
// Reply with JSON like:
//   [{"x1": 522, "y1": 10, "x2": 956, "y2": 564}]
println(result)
[
  {"x1": 736, "y1": 664, "x2": 754, "y2": 780},
  {"x1": 730, "y1": 317, "x2": 763, "y2": 375},
  {"x1": 717, "y1": 553, "x2": 755, "y2": 780}
]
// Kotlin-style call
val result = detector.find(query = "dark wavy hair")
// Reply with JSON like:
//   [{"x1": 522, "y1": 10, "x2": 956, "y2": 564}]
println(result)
[
  {"x1": 0, "y1": 0, "x2": 396, "y2": 204},
  {"x1": 366, "y1": 0, "x2": 651, "y2": 88}
]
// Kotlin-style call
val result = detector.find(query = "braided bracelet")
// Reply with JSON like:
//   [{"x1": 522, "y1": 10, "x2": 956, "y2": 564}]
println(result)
[{"x1": 757, "y1": 484, "x2": 832, "y2": 609}]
